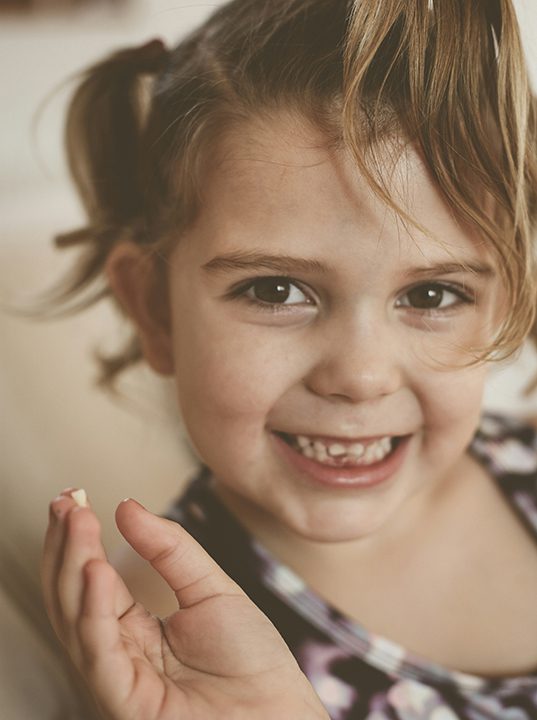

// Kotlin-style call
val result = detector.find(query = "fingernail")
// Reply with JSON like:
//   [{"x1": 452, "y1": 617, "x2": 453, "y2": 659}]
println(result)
[
  {"x1": 50, "y1": 499, "x2": 66, "y2": 521},
  {"x1": 121, "y1": 498, "x2": 145, "y2": 509}
]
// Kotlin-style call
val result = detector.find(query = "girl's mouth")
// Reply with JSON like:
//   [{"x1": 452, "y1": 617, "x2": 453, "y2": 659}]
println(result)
[{"x1": 272, "y1": 431, "x2": 411, "y2": 488}]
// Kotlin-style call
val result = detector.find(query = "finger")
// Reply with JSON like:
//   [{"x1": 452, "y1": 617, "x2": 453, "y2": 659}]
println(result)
[
  {"x1": 58, "y1": 502, "x2": 134, "y2": 631},
  {"x1": 116, "y1": 499, "x2": 244, "y2": 609},
  {"x1": 76, "y1": 559, "x2": 136, "y2": 716},
  {"x1": 79, "y1": 559, "x2": 184, "y2": 720},
  {"x1": 42, "y1": 491, "x2": 81, "y2": 638},
  {"x1": 58, "y1": 505, "x2": 108, "y2": 625}
]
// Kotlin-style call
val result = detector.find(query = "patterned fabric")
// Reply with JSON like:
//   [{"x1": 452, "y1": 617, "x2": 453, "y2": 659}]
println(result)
[{"x1": 165, "y1": 413, "x2": 537, "y2": 719}]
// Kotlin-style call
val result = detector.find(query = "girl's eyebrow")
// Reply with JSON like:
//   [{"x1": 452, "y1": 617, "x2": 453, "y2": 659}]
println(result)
[
  {"x1": 202, "y1": 251, "x2": 329, "y2": 275},
  {"x1": 404, "y1": 261, "x2": 496, "y2": 279}
]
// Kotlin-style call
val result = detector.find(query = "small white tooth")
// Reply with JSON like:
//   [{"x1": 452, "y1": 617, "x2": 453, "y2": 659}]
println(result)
[
  {"x1": 364, "y1": 445, "x2": 377, "y2": 462},
  {"x1": 381, "y1": 436, "x2": 392, "y2": 451},
  {"x1": 328, "y1": 443, "x2": 347, "y2": 457},
  {"x1": 297, "y1": 435, "x2": 310, "y2": 449},
  {"x1": 313, "y1": 441, "x2": 325, "y2": 452},
  {"x1": 374, "y1": 445, "x2": 386, "y2": 460},
  {"x1": 349, "y1": 442, "x2": 365, "y2": 457},
  {"x1": 71, "y1": 489, "x2": 88, "y2": 508},
  {"x1": 303, "y1": 446, "x2": 315, "y2": 458},
  {"x1": 314, "y1": 445, "x2": 329, "y2": 462}
]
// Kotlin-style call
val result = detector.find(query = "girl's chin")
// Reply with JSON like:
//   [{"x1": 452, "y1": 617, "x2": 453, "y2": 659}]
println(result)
[
  {"x1": 276, "y1": 505, "x2": 395, "y2": 544},
  {"x1": 212, "y1": 470, "x2": 391, "y2": 544}
]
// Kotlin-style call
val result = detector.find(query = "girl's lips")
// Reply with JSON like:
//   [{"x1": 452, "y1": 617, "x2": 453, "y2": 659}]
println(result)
[{"x1": 271, "y1": 431, "x2": 412, "y2": 489}]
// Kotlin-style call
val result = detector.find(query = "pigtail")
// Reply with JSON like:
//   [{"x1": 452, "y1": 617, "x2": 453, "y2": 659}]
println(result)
[
  {"x1": 47, "y1": 39, "x2": 169, "y2": 382},
  {"x1": 52, "y1": 40, "x2": 168, "y2": 302}
]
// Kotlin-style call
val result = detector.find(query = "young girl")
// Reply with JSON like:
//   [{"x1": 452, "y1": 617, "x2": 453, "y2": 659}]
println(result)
[{"x1": 41, "y1": 0, "x2": 537, "y2": 718}]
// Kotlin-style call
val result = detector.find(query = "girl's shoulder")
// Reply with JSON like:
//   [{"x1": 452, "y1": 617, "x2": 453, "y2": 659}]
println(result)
[
  {"x1": 475, "y1": 411, "x2": 537, "y2": 449},
  {"x1": 471, "y1": 411, "x2": 537, "y2": 484},
  {"x1": 470, "y1": 411, "x2": 537, "y2": 535}
]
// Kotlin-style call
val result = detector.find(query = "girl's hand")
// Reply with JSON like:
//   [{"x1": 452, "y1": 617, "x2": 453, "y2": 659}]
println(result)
[{"x1": 41, "y1": 490, "x2": 328, "y2": 720}]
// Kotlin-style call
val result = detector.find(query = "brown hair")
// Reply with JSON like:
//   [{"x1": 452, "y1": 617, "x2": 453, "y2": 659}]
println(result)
[{"x1": 50, "y1": 0, "x2": 537, "y2": 385}]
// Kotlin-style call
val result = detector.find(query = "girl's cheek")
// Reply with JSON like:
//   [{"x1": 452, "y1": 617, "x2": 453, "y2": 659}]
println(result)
[
  {"x1": 175, "y1": 342, "x2": 301, "y2": 418},
  {"x1": 420, "y1": 366, "x2": 487, "y2": 431}
]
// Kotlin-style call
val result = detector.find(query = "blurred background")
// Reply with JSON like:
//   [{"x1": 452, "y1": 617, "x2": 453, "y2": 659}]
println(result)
[{"x1": 0, "y1": 1, "x2": 536, "y2": 717}]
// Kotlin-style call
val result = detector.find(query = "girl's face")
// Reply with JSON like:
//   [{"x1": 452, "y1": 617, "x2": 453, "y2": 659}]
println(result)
[{"x1": 161, "y1": 115, "x2": 501, "y2": 543}]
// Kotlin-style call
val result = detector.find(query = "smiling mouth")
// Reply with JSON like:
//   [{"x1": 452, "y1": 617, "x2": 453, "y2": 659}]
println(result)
[{"x1": 275, "y1": 432, "x2": 404, "y2": 468}]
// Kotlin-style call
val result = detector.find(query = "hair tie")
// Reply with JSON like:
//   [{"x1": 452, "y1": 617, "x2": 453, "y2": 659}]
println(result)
[{"x1": 134, "y1": 38, "x2": 170, "y2": 75}]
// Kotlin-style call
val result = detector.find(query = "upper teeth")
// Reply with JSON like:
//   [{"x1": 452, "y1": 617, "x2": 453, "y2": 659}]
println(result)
[{"x1": 294, "y1": 435, "x2": 392, "y2": 465}]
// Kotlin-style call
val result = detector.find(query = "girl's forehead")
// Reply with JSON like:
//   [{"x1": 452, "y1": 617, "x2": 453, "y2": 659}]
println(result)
[
  {"x1": 211, "y1": 114, "x2": 334, "y2": 192},
  {"x1": 196, "y1": 114, "x2": 493, "y2": 266},
  {"x1": 209, "y1": 114, "x2": 438, "y2": 218}
]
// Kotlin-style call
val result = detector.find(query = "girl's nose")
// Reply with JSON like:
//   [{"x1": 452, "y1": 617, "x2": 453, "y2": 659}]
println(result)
[{"x1": 304, "y1": 315, "x2": 404, "y2": 403}]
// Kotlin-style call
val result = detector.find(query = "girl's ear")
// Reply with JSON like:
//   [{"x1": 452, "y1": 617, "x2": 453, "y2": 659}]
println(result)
[{"x1": 106, "y1": 242, "x2": 174, "y2": 376}]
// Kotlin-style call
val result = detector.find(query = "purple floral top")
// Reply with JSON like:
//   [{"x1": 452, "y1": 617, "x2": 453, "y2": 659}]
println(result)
[{"x1": 166, "y1": 413, "x2": 537, "y2": 719}]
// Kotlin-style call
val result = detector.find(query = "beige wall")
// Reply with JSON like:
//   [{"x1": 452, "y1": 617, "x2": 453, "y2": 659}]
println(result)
[
  {"x1": 1, "y1": 1, "x2": 536, "y2": 716},
  {"x1": 1, "y1": 3, "x2": 220, "y2": 716}
]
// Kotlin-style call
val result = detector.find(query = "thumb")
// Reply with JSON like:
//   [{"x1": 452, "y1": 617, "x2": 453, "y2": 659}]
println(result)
[{"x1": 115, "y1": 499, "x2": 244, "y2": 609}]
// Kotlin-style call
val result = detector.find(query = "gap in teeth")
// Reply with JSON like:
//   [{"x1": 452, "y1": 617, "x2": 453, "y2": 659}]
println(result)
[{"x1": 292, "y1": 434, "x2": 393, "y2": 465}]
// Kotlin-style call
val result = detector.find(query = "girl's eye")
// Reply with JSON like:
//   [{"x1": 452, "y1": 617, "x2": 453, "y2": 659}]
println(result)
[
  {"x1": 396, "y1": 283, "x2": 472, "y2": 311},
  {"x1": 243, "y1": 277, "x2": 311, "y2": 306}
]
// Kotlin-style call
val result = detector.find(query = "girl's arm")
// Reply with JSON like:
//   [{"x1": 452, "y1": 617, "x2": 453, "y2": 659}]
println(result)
[{"x1": 42, "y1": 490, "x2": 329, "y2": 720}]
